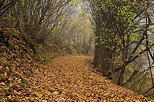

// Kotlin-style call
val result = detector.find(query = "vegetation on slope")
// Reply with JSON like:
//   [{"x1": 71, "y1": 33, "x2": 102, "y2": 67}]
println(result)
[
  {"x1": 86, "y1": 0, "x2": 154, "y2": 98},
  {"x1": 0, "y1": 26, "x2": 38, "y2": 101}
]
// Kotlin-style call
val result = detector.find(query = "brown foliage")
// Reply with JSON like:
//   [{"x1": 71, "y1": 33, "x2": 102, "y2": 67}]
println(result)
[{"x1": 0, "y1": 26, "x2": 39, "y2": 101}]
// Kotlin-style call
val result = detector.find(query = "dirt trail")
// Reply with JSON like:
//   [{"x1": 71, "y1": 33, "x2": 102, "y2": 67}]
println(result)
[{"x1": 29, "y1": 56, "x2": 153, "y2": 102}]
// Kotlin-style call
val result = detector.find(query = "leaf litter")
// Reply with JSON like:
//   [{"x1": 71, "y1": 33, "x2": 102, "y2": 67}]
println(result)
[
  {"x1": 28, "y1": 56, "x2": 153, "y2": 102},
  {"x1": 0, "y1": 26, "x2": 153, "y2": 102}
]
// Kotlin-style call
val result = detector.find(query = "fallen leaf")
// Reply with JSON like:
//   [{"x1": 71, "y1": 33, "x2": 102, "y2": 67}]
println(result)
[
  {"x1": 42, "y1": 100, "x2": 47, "y2": 102},
  {"x1": 4, "y1": 86, "x2": 10, "y2": 90},
  {"x1": 136, "y1": 100, "x2": 140, "y2": 102},
  {"x1": 35, "y1": 93, "x2": 43, "y2": 98}
]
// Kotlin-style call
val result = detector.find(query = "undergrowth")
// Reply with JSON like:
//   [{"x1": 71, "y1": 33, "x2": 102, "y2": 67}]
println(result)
[{"x1": 0, "y1": 26, "x2": 38, "y2": 101}]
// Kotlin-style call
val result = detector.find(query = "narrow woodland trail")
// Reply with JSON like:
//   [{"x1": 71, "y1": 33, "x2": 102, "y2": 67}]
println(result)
[{"x1": 29, "y1": 56, "x2": 153, "y2": 102}]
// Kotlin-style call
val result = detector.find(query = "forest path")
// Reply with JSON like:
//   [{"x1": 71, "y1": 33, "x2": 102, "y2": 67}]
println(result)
[{"x1": 29, "y1": 56, "x2": 152, "y2": 102}]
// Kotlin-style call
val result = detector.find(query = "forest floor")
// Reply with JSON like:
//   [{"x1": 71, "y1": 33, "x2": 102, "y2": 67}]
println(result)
[
  {"x1": 1, "y1": 26, "x2": 153, "y2": 102},
  {"x1": 27, "y1": 55, "x2": 153, "y2": 102}
]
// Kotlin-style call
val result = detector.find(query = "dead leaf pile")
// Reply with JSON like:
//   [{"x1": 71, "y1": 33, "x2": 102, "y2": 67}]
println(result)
[
  {"x1": 28, "y1": 56, "x2": 153, "y2": 102},
  {"x1": 0, "y1": 26, "x2": 39, "y2": 101}
]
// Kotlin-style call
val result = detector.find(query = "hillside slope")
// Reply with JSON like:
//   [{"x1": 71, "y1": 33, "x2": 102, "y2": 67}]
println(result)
[{"x1": 27, "y1": 56, "x2": 153, "y2": 102}]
